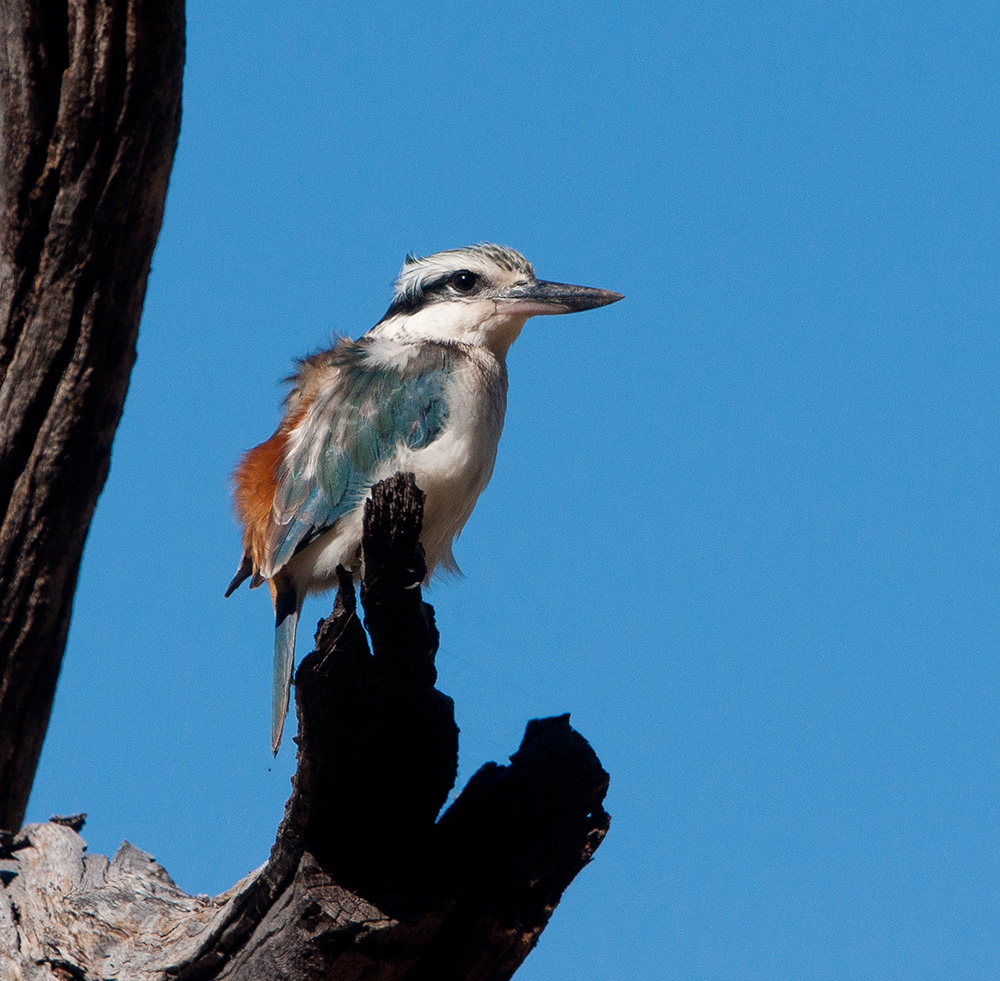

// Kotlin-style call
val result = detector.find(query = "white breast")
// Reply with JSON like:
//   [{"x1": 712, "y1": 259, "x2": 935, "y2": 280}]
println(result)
[
  {"x1": 285, "y1": 346, "x2": 508, "y2": 593},
  {"x1": 396, "y1": 347, "x2": 508, "y2": 574}
]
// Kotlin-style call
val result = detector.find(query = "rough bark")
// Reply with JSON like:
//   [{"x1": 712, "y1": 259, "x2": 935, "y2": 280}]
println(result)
[
  {"x1": 0, "y1": 475, "x2": 611, "y2": 980},
  {"x1": 0, "y1": 0, "x2": 185, "y2": 830}
]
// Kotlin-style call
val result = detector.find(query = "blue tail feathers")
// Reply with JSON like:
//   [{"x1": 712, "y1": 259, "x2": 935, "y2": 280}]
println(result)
[{"x1": 272, "y1": 587, "x2": 300, "y2": 755}]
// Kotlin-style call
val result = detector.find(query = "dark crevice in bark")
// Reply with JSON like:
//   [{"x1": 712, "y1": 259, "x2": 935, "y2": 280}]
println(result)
[{"x1": 0, "y1": 1, "x2": 68, "y2": 367}]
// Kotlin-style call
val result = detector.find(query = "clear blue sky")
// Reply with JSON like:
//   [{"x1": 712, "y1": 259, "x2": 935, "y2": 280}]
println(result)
[{"x1": 25, "y1": 2, "x2": 1000, "y2": 978}]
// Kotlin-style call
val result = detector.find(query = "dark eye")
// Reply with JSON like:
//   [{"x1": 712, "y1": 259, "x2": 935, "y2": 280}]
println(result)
[{"x1": 451, "y1": 270, "x2": 479, "y2": 293}]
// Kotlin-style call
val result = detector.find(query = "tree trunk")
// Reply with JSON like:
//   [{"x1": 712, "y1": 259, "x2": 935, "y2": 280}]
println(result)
[
  {"x1": 0, "y1": 0, "x2": 185, "y2": 831},
  {"x1": 1, "y1": 475, "x2": 610, "y2": 980}
]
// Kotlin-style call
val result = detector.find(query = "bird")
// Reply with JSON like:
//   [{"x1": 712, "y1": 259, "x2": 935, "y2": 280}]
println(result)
[{"x1": 226, "y1": 243, "x2": 623, "y2": 753}]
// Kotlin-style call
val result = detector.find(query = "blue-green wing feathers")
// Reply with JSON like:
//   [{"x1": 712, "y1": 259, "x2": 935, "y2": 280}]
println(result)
[{"x1": 263, "y1": 339, "x2": 452, "y2": 577}]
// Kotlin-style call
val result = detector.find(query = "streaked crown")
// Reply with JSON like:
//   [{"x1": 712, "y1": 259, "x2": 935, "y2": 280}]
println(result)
[{"x1": 381, "y1": 244, "x2": 535, "y2": 321}]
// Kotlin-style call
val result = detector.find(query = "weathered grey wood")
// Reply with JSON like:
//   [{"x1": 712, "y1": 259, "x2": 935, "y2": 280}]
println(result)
[
  {"x1": 0, "y1": 0, "x2": 185, "y2": 830},
  {"x1": 1, "y1": 822, "x2": 241, "y2": 979},
  {"x1": 0, "y1": 476, "x2": 610, "y2": 980}
]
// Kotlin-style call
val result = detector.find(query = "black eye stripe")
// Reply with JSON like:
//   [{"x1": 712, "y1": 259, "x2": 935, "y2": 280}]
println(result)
[
  {"x1": 379, "y1": 269, "x2": 484, "y2": 320},
  {"x1": 422, "y1": 270, "x2": 480, "y2": 296}
]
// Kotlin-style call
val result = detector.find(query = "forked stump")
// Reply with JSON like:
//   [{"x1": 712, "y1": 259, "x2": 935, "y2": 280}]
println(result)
[{"x1": 0, "y1": 474, "x2": 610, "y2": 981}]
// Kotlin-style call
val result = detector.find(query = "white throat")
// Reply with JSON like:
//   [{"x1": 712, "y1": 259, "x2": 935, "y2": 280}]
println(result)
[{"x1": 372, "y1": 301, "x2": 530, "y2": 359}]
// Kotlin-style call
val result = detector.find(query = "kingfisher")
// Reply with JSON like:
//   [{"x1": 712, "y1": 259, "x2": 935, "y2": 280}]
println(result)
[{"x1": 226, "y1": 243, "x2": 622, "y2": 753}]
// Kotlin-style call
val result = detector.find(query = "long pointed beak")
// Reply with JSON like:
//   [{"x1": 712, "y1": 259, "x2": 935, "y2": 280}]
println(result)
[{"x1": 495, "y1": 279, "x2": 624, "y2": 316}]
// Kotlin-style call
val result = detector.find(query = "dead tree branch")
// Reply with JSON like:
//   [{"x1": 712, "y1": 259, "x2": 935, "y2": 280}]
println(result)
[{"x1": 1, "y1": 475, "x2": 610, "y2": 980}]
